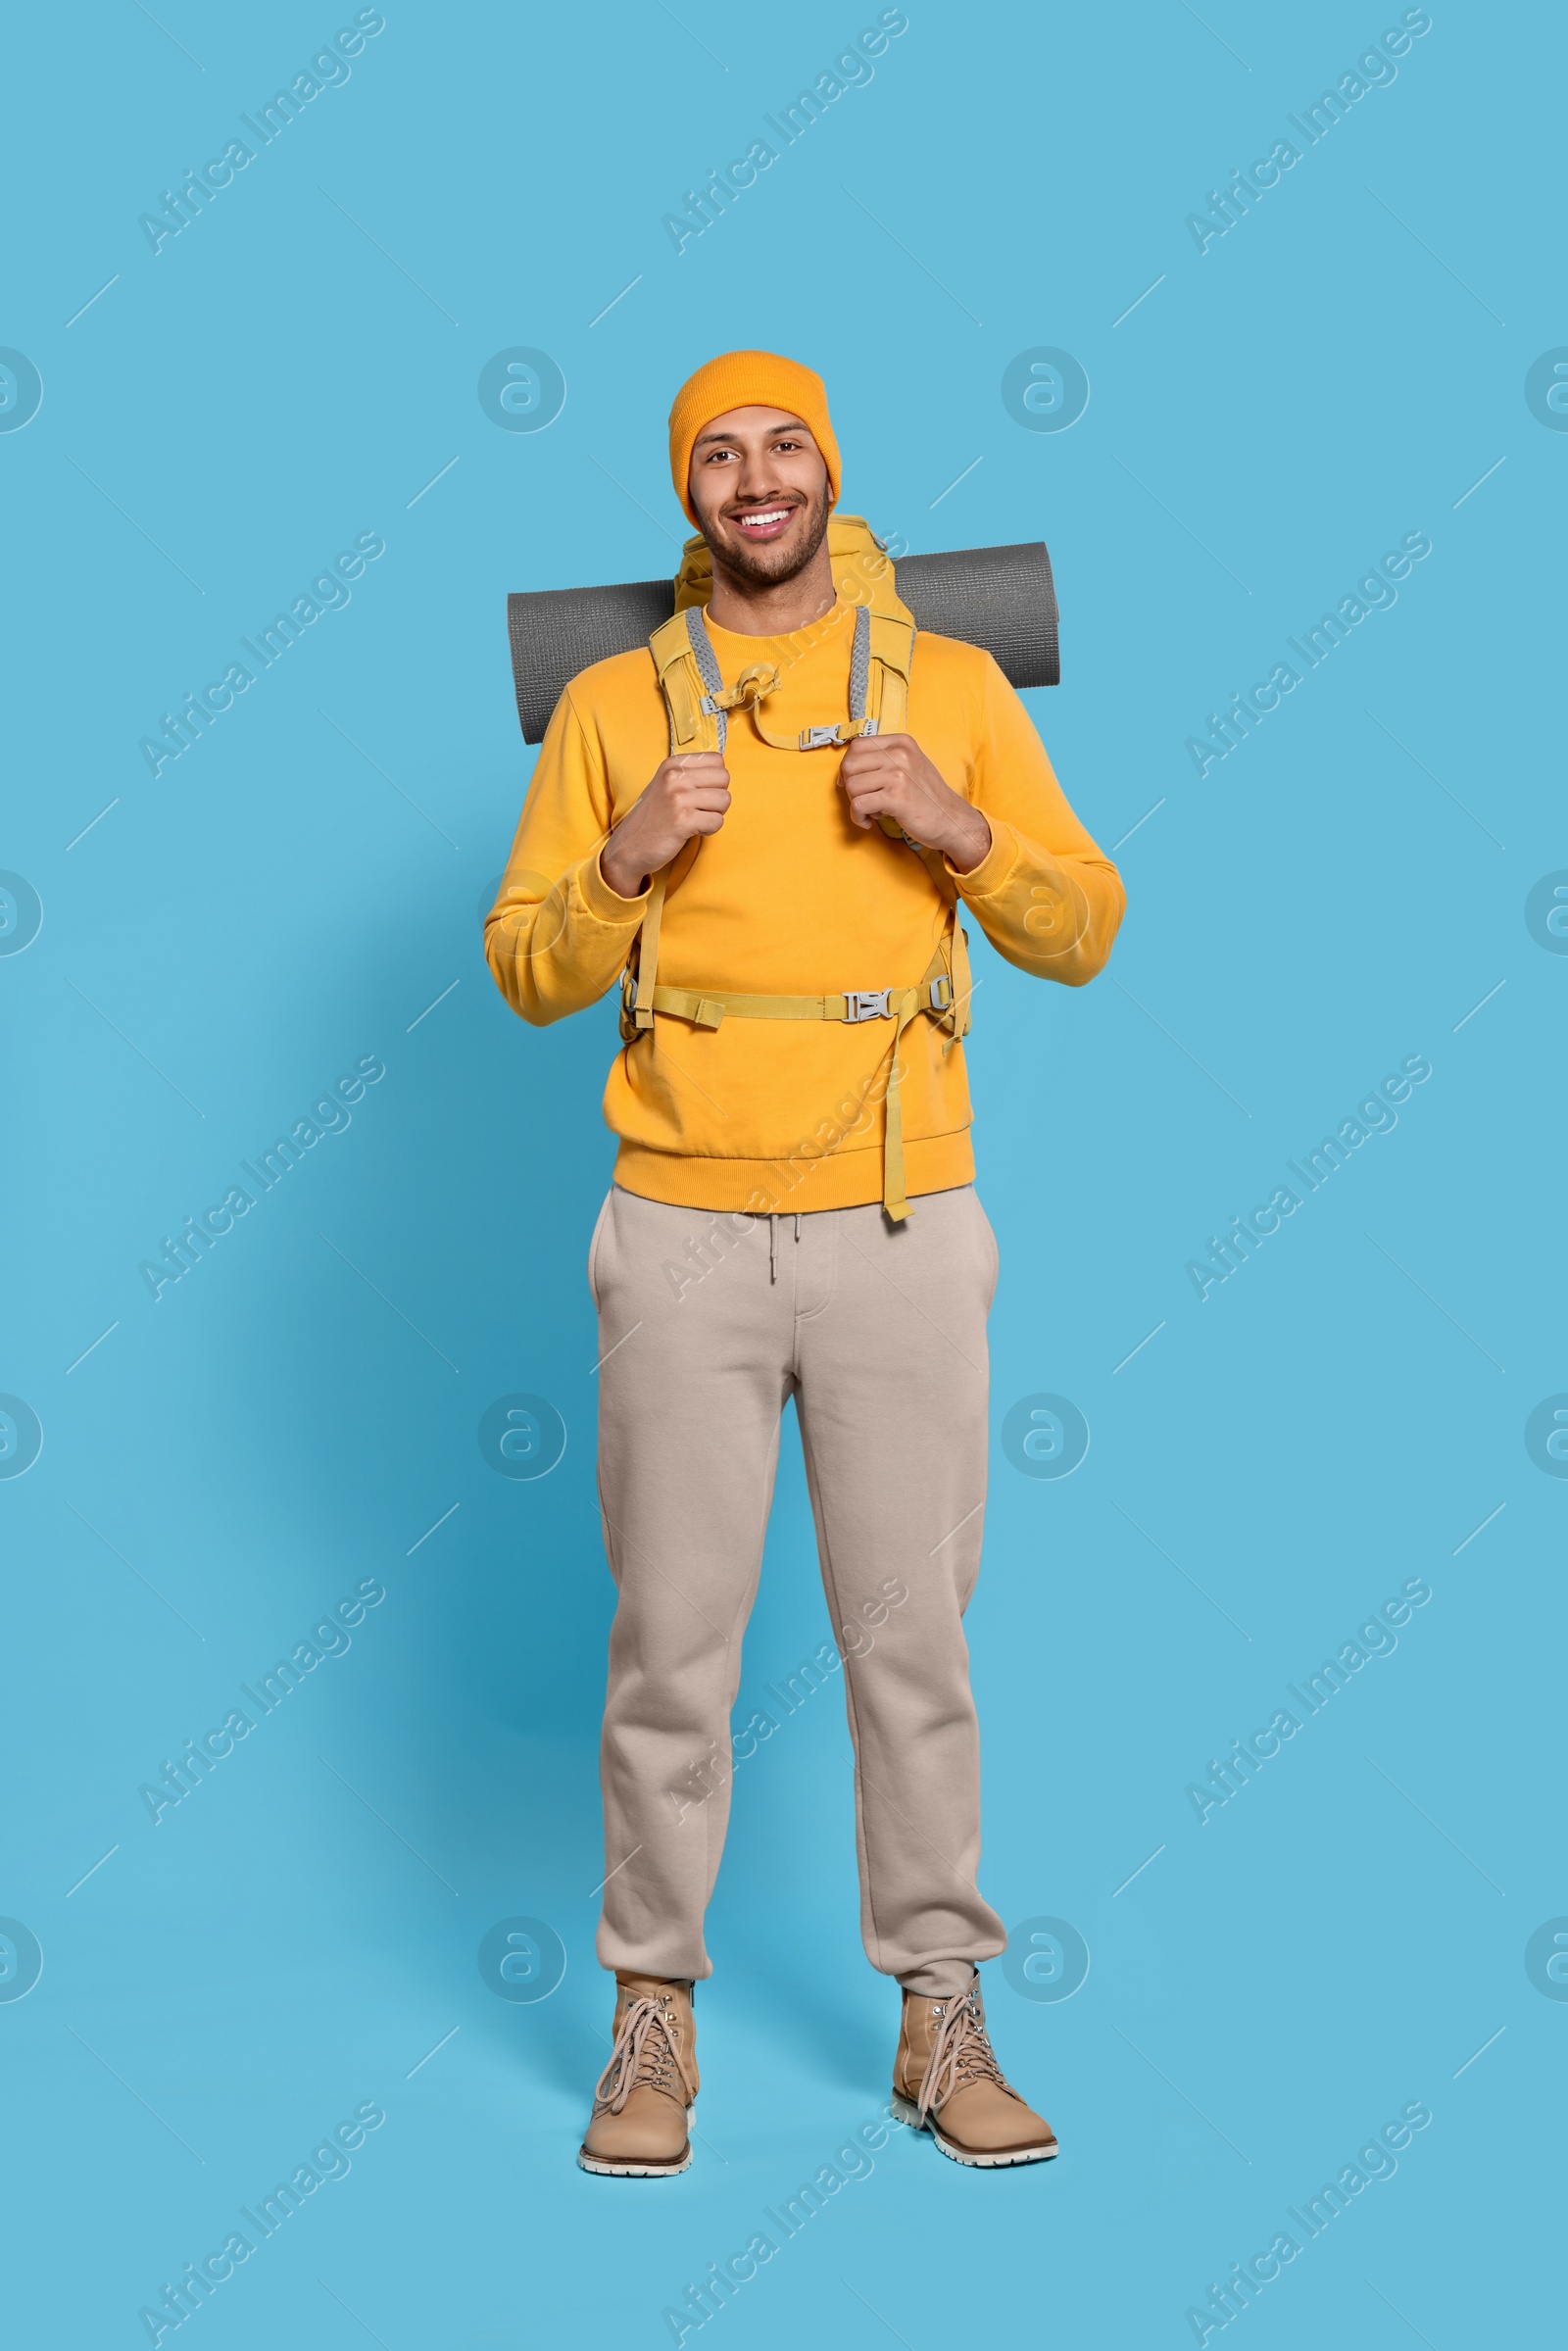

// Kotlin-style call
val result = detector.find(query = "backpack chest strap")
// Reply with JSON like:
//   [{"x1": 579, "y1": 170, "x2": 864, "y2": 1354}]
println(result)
[{"x1": 650, "y1": 604, "x2": 914, "y2": 754}]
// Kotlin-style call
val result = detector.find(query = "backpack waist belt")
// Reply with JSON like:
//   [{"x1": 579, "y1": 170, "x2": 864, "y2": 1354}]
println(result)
[{"x1": 619, "y1": 937, "x2": 968, "y2": 1224}]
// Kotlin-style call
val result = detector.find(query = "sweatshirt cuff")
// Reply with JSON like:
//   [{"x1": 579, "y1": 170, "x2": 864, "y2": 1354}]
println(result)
[
  {"x1": 577, "y1": 846, "x2": 651, "y2": 927},
  {"x1": 946, "y1": 814, "x2": 1019, "y2": 901}
]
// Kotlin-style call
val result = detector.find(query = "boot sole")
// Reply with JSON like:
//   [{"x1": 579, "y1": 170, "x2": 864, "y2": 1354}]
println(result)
[
  {"x1": 577, "y1": 2108, "x2": 695, "y2": 2177},
  {"x1": 577, "y1": 2146, "x2": 691, "y2": 2177},
  {"x1": 890, "y1": 2090, "x2": 1058, "y2": 2167}
]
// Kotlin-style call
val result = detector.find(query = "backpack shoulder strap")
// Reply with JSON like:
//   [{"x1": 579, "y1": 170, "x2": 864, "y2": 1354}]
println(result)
[
  {"x1": 863, "y1": 611, "x2": 914, "y2": 737},
  {"x1": 648, "y1": 606, "x2": 725, "y2": 755},
  {"x1": 858, "y1": 608, "x2": 932, "y2": 857},
  {"x1": 863, "y1": 616, "x2": 973, "y2": 933},
  {"x1": 628, "y1": 608, "x2": 728, "y2": 1035}
]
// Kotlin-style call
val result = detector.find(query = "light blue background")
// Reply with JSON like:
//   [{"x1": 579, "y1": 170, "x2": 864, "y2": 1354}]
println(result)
[{"x1": 4, "y1": 2, "x2": 1561, "y2": 2343}]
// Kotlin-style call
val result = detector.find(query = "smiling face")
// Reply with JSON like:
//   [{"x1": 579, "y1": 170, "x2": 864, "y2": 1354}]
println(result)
[{"x1": 685, "y1": 405, "x2": 833, "y2": 591}]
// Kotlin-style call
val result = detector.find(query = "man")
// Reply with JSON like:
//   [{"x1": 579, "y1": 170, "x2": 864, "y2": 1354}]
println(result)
[{"x1": 484, "y1": 351, "x2": 1123, "y2": 2177}]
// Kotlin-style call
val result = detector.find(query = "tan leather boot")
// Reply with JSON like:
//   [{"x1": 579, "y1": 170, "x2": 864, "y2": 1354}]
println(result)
[
  {"x1": 578, "y1": 1973, "x2": 698, "y2": 2177},
  {"x1": 892, "y1": 1971, "x2": 1058, "y2": 2167}
]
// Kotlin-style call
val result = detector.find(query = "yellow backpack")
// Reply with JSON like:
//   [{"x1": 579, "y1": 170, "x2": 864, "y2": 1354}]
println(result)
[{"x1": 623, "y1": 516, "x2": 972, "y2": 1222}]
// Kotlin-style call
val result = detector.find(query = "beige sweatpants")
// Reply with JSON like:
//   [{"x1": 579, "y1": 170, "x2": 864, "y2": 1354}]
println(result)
[{"x1": 589, "y1": 1181, "x2": 1007, "y2": 2000}]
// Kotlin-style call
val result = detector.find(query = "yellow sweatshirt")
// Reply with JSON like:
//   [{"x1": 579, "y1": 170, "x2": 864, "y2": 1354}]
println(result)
[{"x1": 484, "y1": 595, "x2": 1124, "y2": 1213}]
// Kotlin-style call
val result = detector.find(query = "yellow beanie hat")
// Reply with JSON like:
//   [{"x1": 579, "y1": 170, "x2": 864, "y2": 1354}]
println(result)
[{"x1": 667, "y1": 350, "x2": 841, "y2": 526}]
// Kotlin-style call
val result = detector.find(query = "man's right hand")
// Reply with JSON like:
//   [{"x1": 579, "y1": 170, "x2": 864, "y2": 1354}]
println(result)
[{"x1": 600, "y1": 754, "x2": 731, "y2": 900}]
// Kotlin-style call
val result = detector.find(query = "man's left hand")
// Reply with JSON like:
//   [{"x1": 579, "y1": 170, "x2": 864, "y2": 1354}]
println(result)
[{"x1": 838, "y1": 733, "x2": 992, "y2": 874}]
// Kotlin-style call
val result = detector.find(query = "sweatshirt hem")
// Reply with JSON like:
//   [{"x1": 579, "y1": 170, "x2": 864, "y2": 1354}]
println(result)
[{"x1": 611, "y1": 1131, "x2": 976, "y2": 1214}]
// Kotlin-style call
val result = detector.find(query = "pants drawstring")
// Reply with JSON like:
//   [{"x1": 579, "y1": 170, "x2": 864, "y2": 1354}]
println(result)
[{"x1": 767, "y1": 1213, "x2": 803, "y2": 1283}]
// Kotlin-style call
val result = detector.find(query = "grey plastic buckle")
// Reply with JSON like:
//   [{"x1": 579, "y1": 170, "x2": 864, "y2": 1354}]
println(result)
[
  {"x1": 929, "y1": 974, "x2": 954, "y2": 1009},
  {"x1": 843, "y1": 989, "x2": 893, "y2": 1022},
  {"x1": 800, "y1": 724, "x2": 843, "y2": 750}
]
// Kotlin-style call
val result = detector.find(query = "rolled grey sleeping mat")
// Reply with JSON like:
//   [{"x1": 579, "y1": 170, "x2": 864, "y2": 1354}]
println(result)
[{"x1": 505, "y1": 539, "x2": 1058, "y2": 745}]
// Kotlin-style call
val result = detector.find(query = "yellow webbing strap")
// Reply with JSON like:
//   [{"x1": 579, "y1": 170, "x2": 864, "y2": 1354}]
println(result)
[
  {"x1": 629, "y1": 867, "x2": 667, "y2": 1033},
  {"x1": 880, "y1": 987, "x2": 922, "y2": 1221},
  {"x1": 748, "y1": 708, "x2": 876, "y2": 752},
  {"x1": 651, "y1": 988, "x2": 845, "y2": 1025},
  {"x1": 646, "y1": 975, "x2": 952, "y2": 1027},
  {"x1": 948, "y1": 914, "x2": 974, "y2": 1040}
]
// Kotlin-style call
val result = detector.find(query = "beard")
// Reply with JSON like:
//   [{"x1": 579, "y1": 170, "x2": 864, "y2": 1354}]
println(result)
[{"x1": 708, "y1": 484, "x2": 832, "y2": 591}]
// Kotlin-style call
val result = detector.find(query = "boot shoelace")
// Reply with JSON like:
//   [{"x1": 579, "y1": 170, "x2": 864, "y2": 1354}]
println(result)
[
  {"x1": 593, "y1": 1994, "x2": 683, "y2": 2115},
  {"x1": 917, "y1": 1989, "x2": 1011, "y2": 2121}
]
